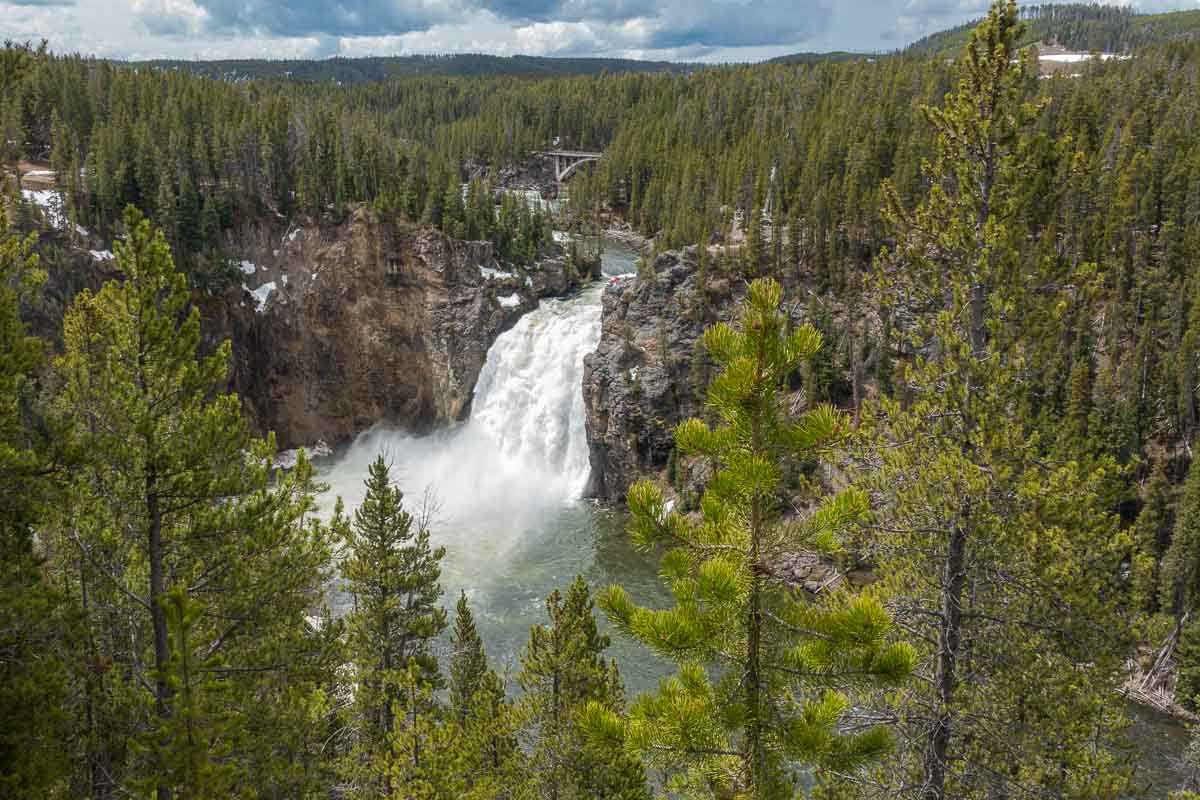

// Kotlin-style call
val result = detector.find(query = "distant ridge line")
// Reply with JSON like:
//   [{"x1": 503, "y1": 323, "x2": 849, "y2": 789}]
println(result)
[{"x1": 131, "y1": 52, "x2": 698, "y2": 84}]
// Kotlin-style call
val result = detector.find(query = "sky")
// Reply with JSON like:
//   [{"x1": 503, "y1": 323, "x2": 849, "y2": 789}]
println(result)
[{"x1": 2, "y1": 0, "x2": 1199, "y2": 63}]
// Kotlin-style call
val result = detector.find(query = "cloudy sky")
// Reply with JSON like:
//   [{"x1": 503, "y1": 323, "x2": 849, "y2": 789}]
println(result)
[{"x1": 2, "y1": 0, "x2": 1198, "y2": 62}]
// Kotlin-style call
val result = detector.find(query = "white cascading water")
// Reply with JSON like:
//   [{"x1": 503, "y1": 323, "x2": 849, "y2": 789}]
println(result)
[
  {"x1": 470, "y1": 285, "x2": 601, "y2": 498},
  {"x1": 320, "y1": 283, "x2": 605, "y2": 589}
]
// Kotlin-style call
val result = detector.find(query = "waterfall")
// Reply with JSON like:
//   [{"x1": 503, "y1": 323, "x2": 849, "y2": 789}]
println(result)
[
  {"x1": 470, "y1": 285, "x2": 601, "y2": 498},
  {"x1": 317, "y1": 240, "x2": 658, "y2": 674},
  {"x1": 321, "y1": 284, "x2": 603, "y2": 572}
]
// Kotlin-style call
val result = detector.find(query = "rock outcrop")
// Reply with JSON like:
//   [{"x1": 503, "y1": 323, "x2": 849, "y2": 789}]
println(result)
[
  {"x1": 583, "y1": 248, "x2": 735, "y2": 500},
  {"x1": 23, "y1": 200, "x2": 589, "y2": 451},
  {"x1": 227, "y1": 206, "x2": 589, "y2": 448}
]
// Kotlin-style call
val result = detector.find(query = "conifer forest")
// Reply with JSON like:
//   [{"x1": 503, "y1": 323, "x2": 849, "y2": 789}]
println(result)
[{"x1": 5, "y1": 1, "x2": 1200, "y2": 798}]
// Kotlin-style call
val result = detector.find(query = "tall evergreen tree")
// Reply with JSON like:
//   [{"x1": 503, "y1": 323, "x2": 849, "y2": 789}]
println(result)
[
  {"x1": 53, "y1": 206, "x2": 340, "y2": 799},
  {"x1": 589, "y1": 278, "x2": 913, "y2": 799},
  {"x1": 448, "y1": 591, "x2": 523, "y2": 798},
  {"x1": 0, "y1": 191, "x2": 76, "y2": 799},
  {"x1": 1160, "y1": 458, "x2": 1200, "y2": 618},
  {"x1": 137, "y1": 587, "x2": 238, "y2": 800},
  {"x1": 864, "y1": 3, "x2": 1135, "y2": 797},
  {"x1": 383, "y1": 665, "x2": 468, "y2": 800},
  {"x1": 520, "y1": 577, "x2": 650, "y2": 800},
  {"x1": 449, "y1": 591, "x2": 490, "y2": 725},
  {"x1": 341, "y1": 454, "x2": 448, "y2": 797}
]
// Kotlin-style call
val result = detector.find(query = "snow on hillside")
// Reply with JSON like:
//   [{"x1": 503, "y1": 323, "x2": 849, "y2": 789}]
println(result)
[
  {"x1": 21, "y1": 189, "x2": 88, "y2": 236},
  {"x1": 244, "y1": 281, "x2": 277, "y2": 312}
]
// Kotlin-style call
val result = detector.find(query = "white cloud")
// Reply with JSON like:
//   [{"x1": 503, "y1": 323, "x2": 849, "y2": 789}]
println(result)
[{"x1": 1, "y1": 0, "x2": 1198, "y2": 62}]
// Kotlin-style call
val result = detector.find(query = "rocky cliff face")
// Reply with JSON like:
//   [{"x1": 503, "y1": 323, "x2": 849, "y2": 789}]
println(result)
[
  {"x1": 583, "y1": 248, "x2": 738, "y2": 500},
  {"x1": 225, "y1": 206, "x2": 589, "y2": 448},
  {"x1": 19, "y1": 193, "x2": 592, "y2": 450}
]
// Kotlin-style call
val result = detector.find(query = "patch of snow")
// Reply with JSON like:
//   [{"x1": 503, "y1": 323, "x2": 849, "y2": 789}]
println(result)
[
  {"x1": 20, "y1": 189, "x2": 86, "y2": 235},
  {"x1": 239, "y1": 260, "x2": 257, "y2": 275},
  {"x1": 1039, "y1": 52, "x2": 1126, "y2": 63},
  {"x1": 23, "y1": 169, "x2": 54, "y2": 177},
  {"x1": 525, "y1": 276, "x2": 533, "y2": 287},
  {"x1": 89, "y1": 249, "x2": 114, "y2": 262},
  {"x1": 281, "y1": 274, "x2": 288, "y2": 286},
  {"x1": 243, "y1": 281, "x2": 277, "y2": 313},
  {"x1": 498, "y1": 292, "x2": 521, "y2": 308},
  {"x1": 628, "y1": 367, "x2": 639, "y2": 382},
  {"x1": 652, "y1": 495, "x2": 675, "y2": 525},
  {"x1": 480, "y1": 266, "x2": 515, "y2": 280},
  {"x1": 284, "y1": 227, "x2": 302, "y2": 244},
  {"x1": 552, "y1": 230, "x2": 571, "y2": 243}
]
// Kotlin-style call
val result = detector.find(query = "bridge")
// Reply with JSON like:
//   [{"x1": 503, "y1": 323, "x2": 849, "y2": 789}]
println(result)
[{"x1": 536, "y1": 150, "x2": 603, "y2": 183}]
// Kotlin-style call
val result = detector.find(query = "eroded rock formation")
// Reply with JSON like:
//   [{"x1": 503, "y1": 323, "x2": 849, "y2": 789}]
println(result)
[
  {"x1": 228, "y1": 206, "x2": 588, "y2": 448},
  {"x1": 582, "y1": 248, "x2": 731, "y2": 500}
]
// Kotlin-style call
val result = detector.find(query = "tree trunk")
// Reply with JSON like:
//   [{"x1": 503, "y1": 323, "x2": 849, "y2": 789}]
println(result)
[
  {"x1": 746, "y1": 561, "x2": 764, "y2": 797},
  {"x1": 80, "y1": 555, "x2": 107, "y2": 800},
  {"x1": 147, "y1": 464, "x2": 172, "y2": 800},
  {"x1": 745, "y1": 341, "x2": 767, "y2": 798},
  {"x1": 921, "y1": 522, "x2": 967, "y2": 800}
]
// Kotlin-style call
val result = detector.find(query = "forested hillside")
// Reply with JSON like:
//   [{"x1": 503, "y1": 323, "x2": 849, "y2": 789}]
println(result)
[
  {"x1": 4, "y1": 1, "x2": 1200, "y2": 797},
  {"x1": 136, "y1": 52, "x2": 693, "y2": 84},
  {"x1": 908, "y1": 2, "x2": 1200, "y2": 55}
]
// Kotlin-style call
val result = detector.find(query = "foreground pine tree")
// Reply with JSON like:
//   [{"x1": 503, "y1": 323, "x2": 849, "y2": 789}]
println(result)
[
  {"x1": 520, "y1": 577, "x2": 651, "y2": 800},
  {"x1": 0, "y1": 195, "x2": 76, "y2": 798},
  {"x1": 341, "y1": 454, "x2": 447, "y2": 797},
  {"x1": 449, "y1": 592, "x2": 523, "y2": 797},
  {"x1": 53, "y1": 206, "x2": 340, "y2": 799},
  {"x1": 864, "y1": 2, "x2": 1136, "y2": 796},
  {"x1": 138, "y1": 587, "x2": 237, "y2": 800},
  {"x1": 449, "y1": 591, "x2": 493, "y2": 725},
  {"x1": 382, "y1": 665, "x2": 468, "y2": 800},
  {"x1": 588, "y1": 278, "x2": 914, "y2": 799}
]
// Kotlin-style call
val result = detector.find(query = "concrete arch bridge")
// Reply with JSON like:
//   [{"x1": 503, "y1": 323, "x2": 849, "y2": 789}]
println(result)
[{"x1": 536, "y1": 149, "x2": 604, "y2": 183}]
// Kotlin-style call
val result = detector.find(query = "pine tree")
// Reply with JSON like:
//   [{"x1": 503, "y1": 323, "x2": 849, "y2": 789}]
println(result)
[
  {"x1": 53, "y1": 206, "x2": 340, "y2": 798},
  {"x1": 449, "y1": 591, "x2": 490, "y2": 725},
  {"x1": 1160, "y1": 458, "x2": 1200, "y2": 617},
  {"x1": 448, "y1": 592, "x2": 522, "y2": 797},
  {"x1": 1132, "y1": 464, "x2": 1174, "y2": 614},
  {"x1": 589, "y1": 279, "x2": 913, "y2": 799},
  {"x1": 865, "y1": 3, "x2": 1136, "y2": 797},
  {"x1": 0, "y1": 192, "x2": 76, "y2": 799},
  {"x1": 341, "y1": 455, "x2": 447, "y2": 796},
  {"x1": 139, "y1": 588, "x2": 238, "y2": 800},
  {"x1": 384, "y1": 665, "x2": 467, "y2": 800},
  {"x1": 520, "y1": 577, "x2": 650, "y2": 800}
]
